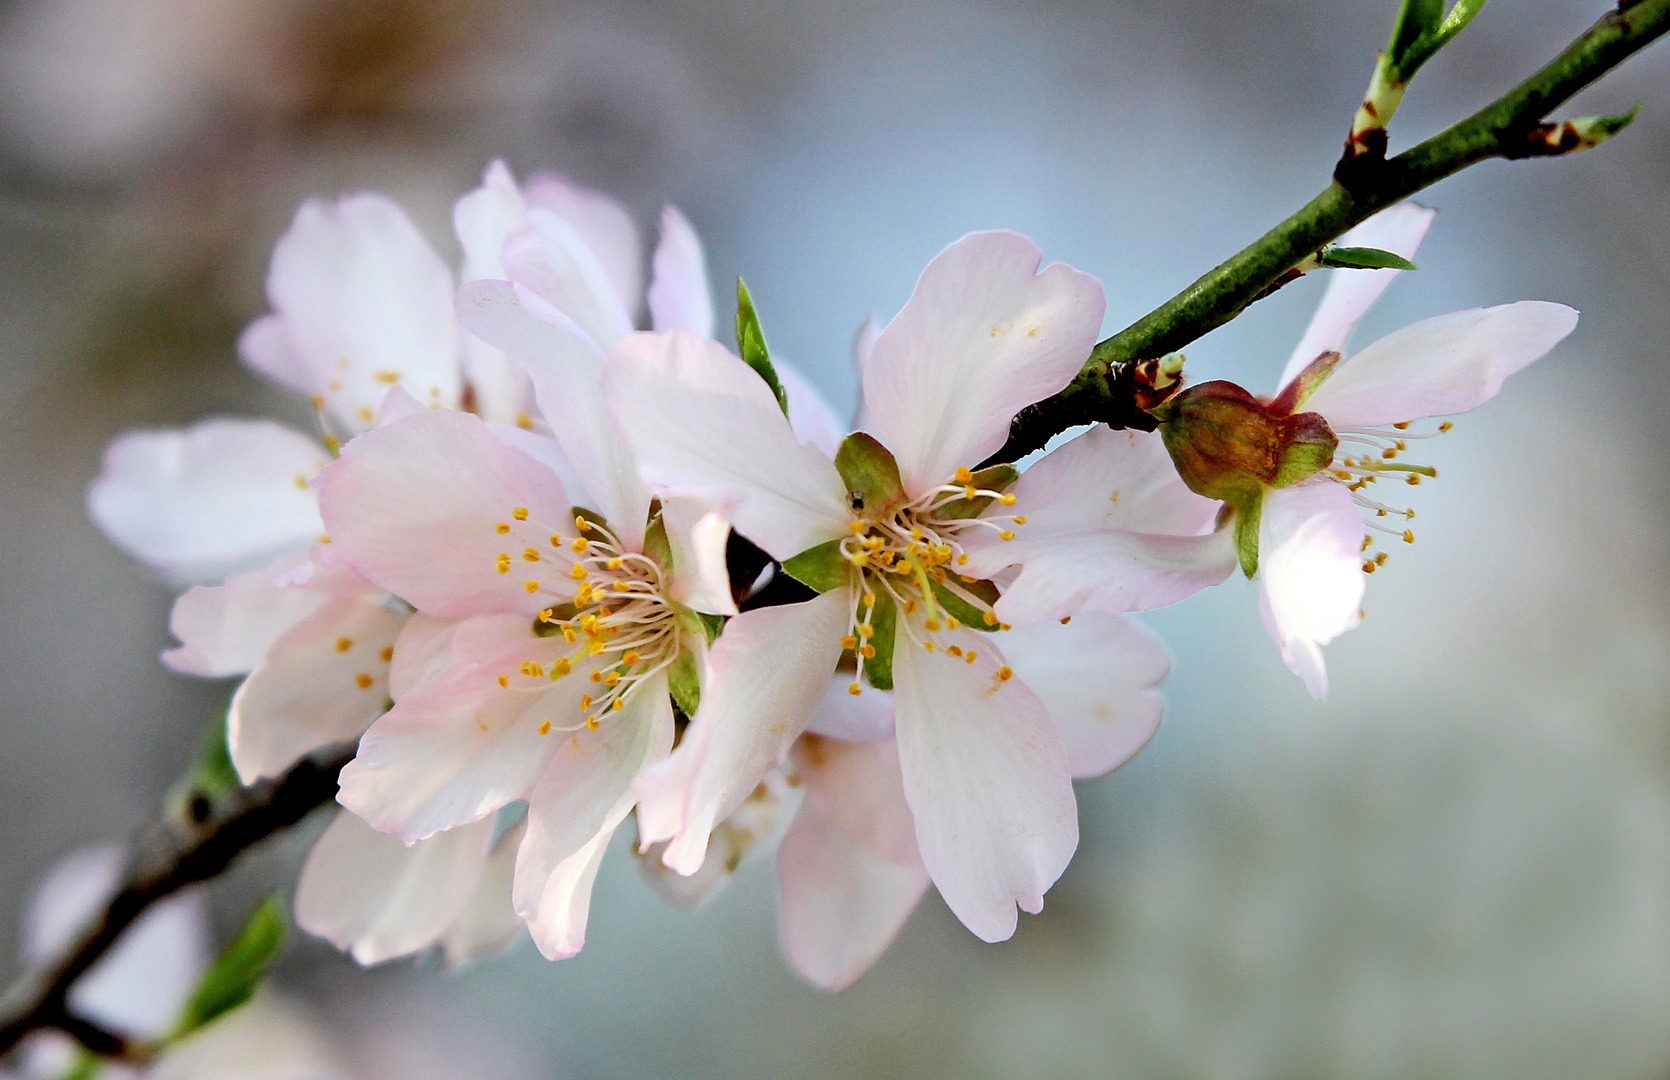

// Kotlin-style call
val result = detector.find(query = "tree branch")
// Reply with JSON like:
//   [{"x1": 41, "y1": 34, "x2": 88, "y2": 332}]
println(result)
[
  {"x1": 995, "y1": 0, "x2": 1670, "y2": 463},
  {"x1": 0, "y1": 747, "x2": 353, "y2": 1061}
]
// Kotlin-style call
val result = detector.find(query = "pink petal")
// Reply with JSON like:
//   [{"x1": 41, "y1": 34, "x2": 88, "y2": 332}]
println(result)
[
  {"x1": 254, "y1": 194, "x2": 460, "y2": 431},
  {"x1": 776, "y1": 737, "x2": 930, "y2": 991},
  {"x1": 88, "y1": 419, "x2": 327, "y2": 586},
  {"x1": 862, "y1": 232, "x2": 1105, "y2": 495},
  {"x1": 1001, "y1": 614, "x2": 1170, "y2": 778},
  {"x1": 502, "y1": 209, "x2": 634, "y2": 350},
  {"x1": 519, "y1": 814, "x2": 619, "y2": 961},
  {"x1": 387, "y1": 613, "x2": 459, "y2": 701},
  {"x1": 849, "y1": 317, "x2": 881, "y2": 430},
  {"x1": 452, "y1": 160, "x2": 535, "y2": 425},
  {"x1": 984, "y1": 529, "x2": 1237, "y2": 626},
  {"x1": 1278, "y1": 202, "x2": 1438, "y2": 388},
  {"x1": 523, "y1": 172, "x2": 643, "y2": 312},
  {"x1": 778, "y1": 360, "x2": 847, "y2": 460},
  {"x1": 806, "y1": 675, "x2": 896, "y2": 742},
  {"x1": 605, "y1": 330, "x2": 850, "y2": 561},
  {"x1": 295, "y1": 811, "x2": 493, "y2": 966},
  {"x1": 660, "y1": 495, "x2": 739, "y2": 616},
  {"x1": 647, "y1": 204, "x2": 714, "y2": 337},
  {"x1": 1304, "y1": 301, "x2": 1579, "y2": 428},
  {"x1": 440, "y1": 819, "x2": 529, "y2": 968},
  {"x1": 1257, "y1": 481, "x2": 1366, "y2": 700},
  {"x1": 636, "y1": 588, "x2": 850, "y2": 875},
  {"x1": 315, "y1": 408, "x2": 575, "y2": 619},
  {"x1": 891, "y1": 626, "x2": 1077, "y2": 942},
  {"x1": 162, "y1": 556, "x2": 325, "y2": 678}
]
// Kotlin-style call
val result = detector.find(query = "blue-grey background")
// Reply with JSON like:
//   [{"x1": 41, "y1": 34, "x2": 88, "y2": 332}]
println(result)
[{"x1": 1, "y1": 0, "x2": 1668, "y2": 1076}]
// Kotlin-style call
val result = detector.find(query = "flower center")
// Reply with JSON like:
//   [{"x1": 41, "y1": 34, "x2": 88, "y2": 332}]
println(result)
[
  {"x1": 1327, "y1": 420, "x2": 1453, "y2": 573},
  {"x1": 837, "y1": 467, "x2": 1022, "y2": 694},
  {"x1": 491, "y1": 509, "x2": 680, "y2": 732}
]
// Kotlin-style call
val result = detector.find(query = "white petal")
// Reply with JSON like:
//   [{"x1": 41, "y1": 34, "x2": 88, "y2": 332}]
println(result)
[
  {"x1": 386, "y1": 613, "x2": 458, "y2": 701},
  {"x1": 604, "y1": 330, "x2": 850, "y2": 561},
  {"x1": 985, "y1": 528, "x2": 1238, "y2": 625},
  {"x1": 992, "y1": 425, "x2": 1219, "y2": 536},
  {"x1": 439, "y1": 819, "x2": 529, "y2": 968},
  {"x1": 456, "y1": 280, "x2": 651, "y2": 549},
  {"x1": 502, "y1": 209, "x2": 634, "y2": 350},
  {"x1": 1304, "y1": 301, "x2": 1579, "y2": 428},
  {"x1": 453, "y1": 159, "x2": 526, "y2": 285},
  {"x1": 892, "y1": 626, "x2": 1077, "y2": 942},
  {"x1": 637, "y1": 769, "x2": 799, "y2": 911},
  {"x1": 294, "y1": 811, "x2": 493, "y2": 966},
  {"x1": 255, "y1": 193, "x2": 461, "y2": 432},
  {"x1": 88, "y1": 419, "x2": 327, "y2": 586},
  {"x1": 647, "y1": 204, "x2": 714, "y2": 337},
  {"x1": 659, "y1": 495, "x2": 738, "y2": 616},
  {"x1": 522, "y1": 172, "x2": 643, "y2": 312},
  {"x1": 806, "y1": 675, "x2": 896, "y2": 742},
  {"x1": 1278, "y1": 202, "x2": 1438, "y2": 388},
  {"x1": 777, "y1": 737, "x2": 929, "y2": 991},
  {"x1": 162, "y1": 556, "x2": 324, "y2": 678},
  {"x1": 862, "y1": 232, "x2": 1105, "y2": 495},
  {"x1": 636, "y1": 588, "x2": 850, "y2": 875},
  {"x1": 228, "y1": 585, "x2": 406, "y2": 783},
  {"x1": 1001, "y1": 614, "x2": 1170, "y2": 779},
  {"x1": 519, "y1": 814, "x2": 618, "y2": 962},
  {"x1": 1258, "y1": 481, "x2": 1367, "y2": 700},
  {"x1": 777, "y1": 360, "x2": 847, "y2": 460}
]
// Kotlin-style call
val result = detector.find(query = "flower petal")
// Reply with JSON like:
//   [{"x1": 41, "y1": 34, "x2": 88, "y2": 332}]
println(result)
[
  {"x1": 1278, "y1": 202, "x2": 1438, "y2": 388},
  {"x1": 659, "y1": 494, "x2": 738, "y2": 616},
  {"x1": 519, "y1": 814, "x2": 619, "y2": 961},
  {"x1": 636, "y1": 588, "x2": 850, "y2": 875},
  {"x1": 861, "y1": 232, "x2": 1105, "y2": 495},
  {"x1": 777, "y1": 737, "x2": 930, "y2": 991},
  {"x1": 605, "y1": 330, "x2": 850, "y2": 561},
  {"x1": 806, "y1": 675, "x2": 896, "y2": 742},
  {"x1": 454, "y1": 160, "x2": 535, "y2": 425},
  {"x1": 522, "y1": 172, "x2": 643, "y2": 313},
  {"x1": 778, "y1": 360, "x2": 846, "y2": 460},
  {"x1": 227, "y1": 585, "x2": 406, "y2": 783},
  {"x1": 637, "y1": 769, "x2": 799, "y2": 911},
  {"x1": 162, "y1": 556, "x2": 325, "y2": 678},
  {"x1": 984, "y1": 528, "x2": 1237, "y2": 626},
  {"x1": 387, "y1": 613, "x2": 459, "y2": 701},
  {"x1": 991, "y1": 425, "x2": 1219, "y2": 536},
  {"x1": 891, "y1": 626, "x2": 1077, "y2": 942},
  {"x1": 1258, "y1": 481, "x2": 1366, "y2": 700},
  {"x1": 850, "y1": 316, "x2": 881, "y2": 430},
  {"x1": 439, "y1": 819, "x2": 529, "y2": 968},
  {"x1": 502, "y1": 209, "x2": 634, "y2": 350},
  {"x1": 88, "y1": 419, "x2": 327, "y2": 586},
  {"x1": 647, "y1": 204, "x2": 714, "y2": 337},
  {"x1": 252, "y1": 193, "x2": 460, "y2": 431},
  {"x1": 316, "y1": 407, "x2": 574, "y2": 619},
  {"x1": 1303, "y1": 301, "x2": 1579, "y2": 428},
  {"x1": 457, "y1": 279, "x2": 651, "y2": 550},
  {"x1": 294, "y1": 811, "x2": 493, "y2": 966},
  {"x1": 336, "y1": 616, "x2": 602, "y2": 842},
  {"x1": 1001, "y1": 614, "x2": 1170, "y2": 778}
]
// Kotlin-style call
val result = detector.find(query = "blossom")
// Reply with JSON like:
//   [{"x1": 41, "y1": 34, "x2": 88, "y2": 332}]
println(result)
[
  {"x1": 778, "y1": 612, "x2": 1171, "y2": 990},
  {"x1": 603, "y1": 230, "x2": 1212, "y2": 942},
  {"x1": 1160, "y1": 204, "x2": 1578, "y2": 698}
]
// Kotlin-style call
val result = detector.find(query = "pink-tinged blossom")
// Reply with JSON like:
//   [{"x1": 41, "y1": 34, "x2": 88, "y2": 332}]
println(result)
[
  {"x1": 601, "y1": 231, "x2": 1201, "y2": 943},
  {"x1": 1254, "y1": 205, "x2": 1578, "y2": 698}
]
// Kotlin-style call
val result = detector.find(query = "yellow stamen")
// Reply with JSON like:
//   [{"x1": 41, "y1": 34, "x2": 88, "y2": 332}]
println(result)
[{"x1": 513, "y1": 507, "x2": 529, "y2": 521}]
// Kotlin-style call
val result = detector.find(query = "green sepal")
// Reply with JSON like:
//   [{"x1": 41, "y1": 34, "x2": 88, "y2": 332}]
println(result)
[
  {"x1": 1232, "y1": 491, "x2": 1264, "y2": 580},
  {"x1": 781, "y1": 538, "x2": 850, "y2": 593},
  {"x1": 667, "y1": 646, "x2": 702, "y2": 719},
  {"x1": 934, "y1": 464, "x2": 1018, "y2": 521},
  {"x1": 571, "y1": 505, "x2": 610, "y2": 534},
  {"x1": 169, "y1": 896, "x2": 287, "y2": 1042},
  {"x1": 834, "y1": 433, "x2": 906, "y2": 518},
  {"x1": 532, "y1": 603, "x2": 579, "y2": 636},
  {"x1": 861, "y1": 590, "x2": 897, "y2": 691},
  {"x1": 1270, "y1": 416, "x2": 1341, "y2": 488},
  {"x1": 1317, "y1": 246, "x2": 1417, "y2": 272},
  {"x1": 735, "y1": 279, "x2": 789, "y2": 416},
  {"x1": 641, "y1": 510, "x2": 673, "y2": 575},
  {"x1": 931, "y1": 576, "x2": 1001, "y2": 633}
]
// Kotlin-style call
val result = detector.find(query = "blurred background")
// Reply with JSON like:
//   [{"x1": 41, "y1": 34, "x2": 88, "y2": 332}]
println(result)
[{"x1": 2, "y1": 0, "x2": 1669, "y2": 1076}]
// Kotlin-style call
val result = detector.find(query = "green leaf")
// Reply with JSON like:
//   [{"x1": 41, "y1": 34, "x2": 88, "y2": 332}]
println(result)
[
  {"x1": 834, "y1": 433, "x2": 906, "y2": 519},
  {"x1": 734, "y1": 279, "x2": 788, "y2": 416},
  {"x1": 1232, "y1": 492, "x2": 1264, "y2": 580},
  {"x1": 167, "y1": 721, "x2": 243, "y2": 827},
  {"x1": 934, "y1": 464, "x2": 1018, "y2": 521},
  {"x1": 668, "y1": 646, "x2": 701, "y2": 718},
  {"x1": 861, "y1": 591, "x2": 897, "y2": 691},
  {"x1": 781, "y1": 538, "x2": 850, "y2": 593},
  {"x1": 1317, "y1": 246, "x2": 1417, "y2": 271},
  {"x1": 169, "y1": 896, "x2": 287, "y2": 1042},
  {"x1": 1387, "y1": 0, "x2": 1444, "y2": 73}
]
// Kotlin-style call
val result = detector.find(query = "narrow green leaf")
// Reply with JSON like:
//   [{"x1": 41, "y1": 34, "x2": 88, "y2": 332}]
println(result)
[
  {"x1": 1437, "y1": 0, "x2": 1488, "y2": 41},
  {"x1": 834, "y1": 433, "x2": 906, "y2": 519},
  {"x1": 861, "y1": 591, "x2": 897, "y2": 691},
  {"x1": 1387, "y1": 0, "x2": 1444, "y2": 73},
  {"x1": 170, "y1": 896, "x2": 287, "y2": 1041},
  {"x1": 1317, "y1": 246, "x2": 1417, "y2": 271},
  {"x1": 781, "y1": 539, "x2": 850, "y2": 593},
  {"x1": 734, "y1": 279, "x2": 789, "y2": 416},
  {"x1": 668, "y1": 647, "x2": 701, "y2": 718}
]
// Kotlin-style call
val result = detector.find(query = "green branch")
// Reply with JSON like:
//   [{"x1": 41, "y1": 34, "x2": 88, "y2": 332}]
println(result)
[{"x1": 997, "y1": 0, "x2": 1670, "y2": 463}]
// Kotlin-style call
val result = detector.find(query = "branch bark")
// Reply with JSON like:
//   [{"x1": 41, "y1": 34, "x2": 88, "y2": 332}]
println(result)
[
  {"x1": 995, "y1": 0, "x2": 1670, "y2": 463},
  {"x1": 0, "y1": 747, "x2": 352, "y2": 1061}
]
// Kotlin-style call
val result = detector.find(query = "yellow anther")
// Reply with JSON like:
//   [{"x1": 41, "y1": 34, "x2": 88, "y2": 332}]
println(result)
[
  {"x1": 1438, "y1": 421, "x2": 1454, "y2": 432},
  {"x1": 513, "y1": 507, "x2": 529, "y2": 521},
  {"x1": 516, "y1": 413, "x2": 533, "y2": 430},
  {"x1": 552, "y1": 657, "x2": 572, "y2": 677},
  {"x1": 1381, "y1": 448, "x2": 1397, "y2": 459},
  {"x1": 524, "y1": 548, "x2": 540, "y2": 562},
  {"x1": 945, "y1": 617, "x2": 960, "y2": 630},
  {"x1": 1406, "y1": 509, "x2": 1416, "y2": 520},
  {"x1": 955, "y1": 466, "x2": 973, "y2": 483},
  {"x1": 551, "y1": 534, "x2": 564, "y2": 547},
  {"x1": 525, "y1": 580, "x2": 540, "y2": 593},
  {"x1": 965, "y1": 651, "x2": 977, "y2": 663},
  {"x1": 841, "y1": 635, "x2": 858, "y2": 650},
  {"x1": 589, "y1": 670, "x2": 603, "y2": 683},
  {"x1": 1406, "y1": 475, "x2": 1421, "y2": 486},
  {"x1": 848, "y1": 682, "x2": 863, "y2": 696},
  {"x1": 612, "y1": 699, "x2": 624, "y2": 712},
  {"x1": 562, "y1": 627, "x2": 577, "y2": 644},
  {"x1": 607, "y1": 557, "x2": 623, "y2": 570},
  {"x1": 570, "y1": 563, "x2": 588, "y2": 580},
  {"x1": 622, "y1": 650, "x2": 640, "y2": 666},
  {"x1": 1361, "y1": 536, "x2": 1372, "y2": 552},
  {"x1": 587, "y1": 715, "x2": 600, "y2": 730},
  {"x1": 859, "y1": 644, "x2": 875, "y2": 659},
  {"x1": 1377, "y1": 509, "x2": 1387, "y2": 517},
  {"x1": 521, "y1": 661, "x2": 544, "y2": 678},
  {"x1": 983, "y1": 611, "x2": 998, "y2": 626},
  {"x1": 999, "y1": 530, "x2": 1015, "y2": 541},
  {"x1": 963, "y1": 486, "x2": 977, "y2": 500},
  {"x1": 996, "y1": 666, "x2": 1013, "y2": 682},
  {"x1": 309, "y1": 394, "x2": 325, "y2": 410},
  {"x1": 957, "y1": 553, "x2": 969, "y2": 565},
  {"x1": 570, "y1": 537, "x2": 589, "y2": 554},
  {"x1": 1060, "y1": 616, "x2": 1071, "y2": 625},
  {"x1": 849, "y1": 520, "x2": 867, "y2": 534},
  {"x1": 539, "y1": 608, "x2": 555, "y2": 622},
  {"x1": 1403, "y1": 529, "x2": 1415, "y2": 543},
  {"x1": 960, "y1": 574, "x2": 978, "y2": 583},
  {"x1": 380, "y1": 646, "x2": 394, "y2": 661},
  {"x1": 355, "y1": 672, "x2": 373, "y2": 689},
  {"x1": 581, "y1": 694, "x2": 593, "y2": 710},
  {"x1": 497, "y1": 522, "x2": 511, "y2": 534},
  {"x1": 1012, "y1": 515, "x2": 1027, "y2": 525},
  {"x1": 999, "y1": 623, "x2": 1011, "y2": 631},
  {"x1": 538, "y1": 720, "x2": 552, "y2": 735},
  {"x1": 613, "y1": 581, "x2": 632, "y2": 592},
  {"x1": 1376, "y1": 552, "x2": 1388, "y2": 566},
  {"x1": 575, "y1": 583, "x2": 593, "y2": 605},
  {"x1": 323, "y1": 435, "x2": 341, "y2": 453},
  {"x1": 335, "y1": 637, "x2": 352, "y2": 652},
  {"x1": 947, "y1": 646, "x2": 963, "y2": 657},
  {"x1": 1363, "y1": 561, "x2": 1376, "y2": 573},
  {"x1": 998, "y1": 493, "x2": 1017, "y2": 506},
  {"x1": 924, "y1": 618, "x2": 941, "y2": 632},
  {"x1": 575, "y1": 515, "x2": 593, "y2": 532},
  {"x1": 498, "y1": 675, "x2": 509, "y2": 688},
  {"x1": 605, "y1": 672, "x2": 620, "y2": 687},
  {"x1": 904, "y1": 599, "x2": 918, "y2": 615},
  {"x1": 858, "y1": 623, "x2": 874, "y2": 638},
  {"x1": 923, "y1": 642, "x2": 935, "y2": 653},
  {"x1": 1393, "y1": 421, "x2": 1410, "y2": 430},
  {"x1": 357, "y1": 406, "x2": 374, "y2": 423}
]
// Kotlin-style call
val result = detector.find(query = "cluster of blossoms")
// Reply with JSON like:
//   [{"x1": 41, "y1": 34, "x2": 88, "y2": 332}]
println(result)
[{"x1": 89, "y1": 163, "x2": 1575, "y2": 989}]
